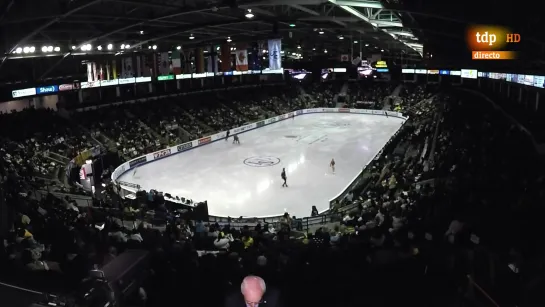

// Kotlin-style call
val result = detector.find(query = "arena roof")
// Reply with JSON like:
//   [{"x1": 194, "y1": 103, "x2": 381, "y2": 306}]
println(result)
[
  {"x1": 0, "y1": 0, "x2": 426, "y2": 82},
  {"x1": 2, "y1": 0, "x2": 541, "y2": 82}
]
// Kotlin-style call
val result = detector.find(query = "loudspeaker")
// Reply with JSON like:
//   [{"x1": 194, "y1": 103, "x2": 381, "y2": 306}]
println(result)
[{"x1": 193, "y1": 202, "x2": 209, "y2": 222}]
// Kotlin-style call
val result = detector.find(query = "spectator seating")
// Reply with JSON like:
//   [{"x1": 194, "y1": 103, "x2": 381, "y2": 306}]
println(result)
[{"x1": 2, "y1": 82, "x2": 543, "y2": 307}]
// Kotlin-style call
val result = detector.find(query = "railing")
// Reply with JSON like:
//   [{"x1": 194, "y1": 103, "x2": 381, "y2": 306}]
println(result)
[{"x1": 466, "y1": 275, "x2": 501, "y2": 307}]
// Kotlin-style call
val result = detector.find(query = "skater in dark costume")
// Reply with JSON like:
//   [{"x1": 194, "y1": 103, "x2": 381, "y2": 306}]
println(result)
[
  {"x1": 281, "y1": 168, "x2": 288, "y2": 187},
  {"x1": 225, "y1": 130, "x2": 230, "y2": 141},
  {"x1": 233, "y1": 135, "x2": 240, "y2": 144}
]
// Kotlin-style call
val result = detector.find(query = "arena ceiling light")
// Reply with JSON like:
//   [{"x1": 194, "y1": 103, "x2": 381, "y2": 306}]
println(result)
[
  {"x1": 22, "y1": 47, "x2": 30, "y2": 53},
  {"x1": 176, "y1": 46, "x2": 181, "y2": 50},
  {"x1": 324, "y1": 49, "x2": 327, "y2": 53},
  {"x1": 107, "y1": 44, "x2": 113, "y2": 50},
  {"x1": 365, "y1": 43, "x2": 369, "y2": 46},
  {"x1": 152, "y1": 45, "x2": 157, "y2": 50},
  {"x1": 245, "y1": 9, "x2": 254, "y2": 19},
  {"x1": 354, "y1": 40, "x2": 358, "y2": 44},
  {"x1": 14, "y1": 47, "x2": 22, "y2": 54},
  {"x1": 297, "y1": 45, "x2": 301, "y2": 49},
  {"x1": 189, "y1": 34, "x2": 195, "y2": 40},
  {"x1": 226, "y1": 36, "x2": 232, "y2": 42},
  {"x1": 338, "y1": 35, "x2": 344, "y2": 40},
  {"x1": 71, "y1": 45, "x2": 76, "y2": 50},
  {"x1": 318, "y1": 29, "x2": 324, "y2": 34},
  {"x1": 312, "y1": 47, "x2": 315, "y2": 50},
  {"x1": 97, "y1": 45, "x2": 102, "y2": 50},
  {"x1": 47, "y1": 46, "x2": 53, "y2": 52},
  {"x1": 140, "y1": 30, "x2": 144, "y2": 35},
  {"x1": 125, "y1": 44, "x2": 130, "y2": 49},
  {"x1": 380, "y1": 49, "x2": 384, "y2": 52},
  {"x1": 120, "y1": 44, "x2": 125, "y2": 49},
  {"x1": 80, "y1": 44, "x2": 92, "y2": 51},
  {"x1": 54, "y1": 46, "x2": 60, "y2": 52}
]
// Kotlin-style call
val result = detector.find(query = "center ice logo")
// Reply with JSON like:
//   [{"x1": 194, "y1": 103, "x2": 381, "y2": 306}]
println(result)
[{"x1": 244, "y1": 156, "x2": 281, "y2": 167}]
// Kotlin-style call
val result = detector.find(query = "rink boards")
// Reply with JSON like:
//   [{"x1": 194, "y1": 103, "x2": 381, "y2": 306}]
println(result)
[{"x1": 111, "y1": 108, "x2": 408, "y2": 210}]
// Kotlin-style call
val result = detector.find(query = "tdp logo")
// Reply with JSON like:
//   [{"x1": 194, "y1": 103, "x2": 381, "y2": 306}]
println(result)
[{"x1": 475, "y1": 32, "x2": 521, "y2": 46}]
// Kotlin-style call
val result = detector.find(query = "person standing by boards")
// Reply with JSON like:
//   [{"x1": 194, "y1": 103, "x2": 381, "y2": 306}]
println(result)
[
  {"x1": 281, "y1": 168, "x2": 288, "y2": 187},
  {"x1": 225, "y1": 130, "x2": 230, "y2": 141},
  {"x1": 330, "y1": 158, "x2": 335, "y2": 173}
]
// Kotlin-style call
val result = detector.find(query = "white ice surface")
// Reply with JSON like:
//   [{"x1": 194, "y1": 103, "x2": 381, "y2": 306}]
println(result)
[{"x1": 119, "y1": 113, "x2": 404, "y2": 218}]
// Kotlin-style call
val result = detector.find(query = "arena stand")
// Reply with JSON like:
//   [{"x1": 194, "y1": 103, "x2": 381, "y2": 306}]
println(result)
[
  {"x1": 397, "y1": 84, "x2": 436, "y2": 110},
  {"x1": 72, "y1": 105, "x2": 161, "y2": 161},
  {"x1": 344, "y1": 81, "x2": 396, "y2": 109},
  {"x1": 3, "y1": 81, "x2": 544, "y2": 307},
  {"x1": 0, "y1": 108, "x2": 97, "y2": 195},
  {"x1": 300, "y1": 81, "x2": 342, "y2": 107}
]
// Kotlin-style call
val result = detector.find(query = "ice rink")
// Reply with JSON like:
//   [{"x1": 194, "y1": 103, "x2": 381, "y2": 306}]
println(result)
[{"x1": 118, "y1": 113, "x2": 405, "y2": 218}]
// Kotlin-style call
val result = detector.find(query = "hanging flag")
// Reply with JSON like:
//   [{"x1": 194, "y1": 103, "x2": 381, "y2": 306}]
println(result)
[
  {"x1": 98, "y1": 63, "x2": 104, "y2": 80},
  {"x1": 267, "y1": 39, "x2": 282, "y2": 70},
  {"x1": 105, "y1": 63, "x2": 110, "y2": 80},
  {"x1": 235, "y1": 47, "x2": 248, "y2": 71},
  {"x1": 122, "y1": 57, "x2": 133, "y2": 77},
  {"x1": 172, "y1": 50, "x2": 182, "y2": 75},
  {"x1": 195, "y1": 48, "x2": 204, "y2": 73},
  {"x1": 209, "y1": 47, "x2": 218, "y2": 73},
  {"x1": 135, "y1": 56, "x2": 141, "y2": 77},
  {"x1": 158, "y1": 52, "x2": 170, "y2": 76},
  {"x1": 92, "y1": 62, "x2": 98, "y2": 81},
  {"x1": 206, "y1": 46, "x2": 213, "y2": 73},
  {"x1": 112, "y1": 60, "x2": 117, "y2": 79},
  {"x1": 340, "y1": 54, "x2": 349, "y2": 61},
  {"x1": 250, "y1": 42, "x2": 259, "y2": 70},
  {"x1": 147, "y1": 53, "x2": 156, "y2": 77},
  {"x1": 220, "y1": 44, "x2": 231, "y2": 72},
  {"x1": 87, "y1": 62, "x2": 93, "y2": 82}
]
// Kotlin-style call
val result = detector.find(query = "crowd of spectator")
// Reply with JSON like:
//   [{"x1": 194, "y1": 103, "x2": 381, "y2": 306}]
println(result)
[
  {"x1": 1, "y1": 79, "x2": 544, "y2": 307},
  {"x1": 302, "y1": 81, "x2": 341, "y2": 107},
  {"x1": 346, "y1": 81, "x2": 395, "y2": 109}
]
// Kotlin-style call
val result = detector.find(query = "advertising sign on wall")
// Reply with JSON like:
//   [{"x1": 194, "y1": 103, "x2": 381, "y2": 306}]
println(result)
[
  {"x1": 128, "y1": 156, "x2": 147, "y2": 168},
  {"x1": 177, "y1": 143, "x2": 193, "y2": 152},
  {"x1": 12, "y1": 87, "x2": 37, "y2": 98},
  {"x1": 59, "y1": 84, "x2": 74, "y2": 91},
  {"x1": 153, "y1": 149, "x2": 172, "y2": 159},
  {"x1": 198, "y1": 136, "x2": 212, "y2": 145},
  {"x1": 36, "y1": 85, "x2": 59, "y2": 94}
]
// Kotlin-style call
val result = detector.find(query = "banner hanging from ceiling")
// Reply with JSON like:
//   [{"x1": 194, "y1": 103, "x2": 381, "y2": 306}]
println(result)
[
  {"x1": 235, "y1": 45, "x2": 248, "y2": 71},
  {"x1": 267, "y1": 39, "x2": 282, "y2": 70}
]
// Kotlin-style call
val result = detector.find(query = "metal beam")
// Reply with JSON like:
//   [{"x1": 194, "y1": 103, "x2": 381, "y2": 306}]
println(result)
[
  {"x1": 247, "y1": 0, "x2": 328, "y2": 5},
  {"x1": 290, "y1": 4, "x2": 348, "y2": 27},
  {"x1": 7, "y1": 0, "x2": 101, "y2": 53},
  {"x1": 374, "y1": 20, "x2": 403, "y2": 27},
  {"x1": 106, "y1": 0, "x2": 183, "y2": 10},
  {"x1": 129, "y1": 20, "x2": 255, "y2": 49},
  {"x1": 298, "y1": 16, "x2": 359, "y2": 22},
  {"x1": 78, "y1": 1, "x2": 282, "y2": 49},
  {"x1": 0, "y1": 0, "x2": 102, "y2": 71},
  {"x1": 330, "y1": 0, "x2": 383, "y2": 9},
  {"x1": 0, "y1": 0, "x2": 15, "y2": 24},
  {"x1": 38, "y1": 53, "x2": 71, "y2": 80}
]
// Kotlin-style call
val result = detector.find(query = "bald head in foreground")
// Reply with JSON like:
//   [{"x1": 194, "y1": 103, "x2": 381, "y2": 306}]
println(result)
[{"x1": 225, "y1": 275, "x2": 282, "y2": 307}]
